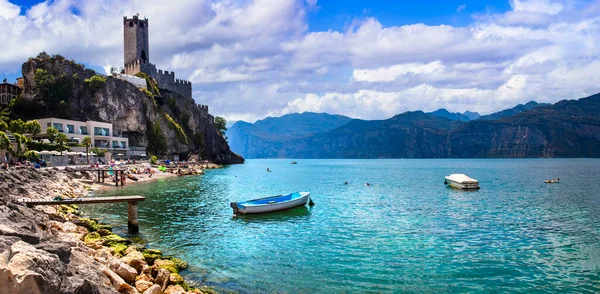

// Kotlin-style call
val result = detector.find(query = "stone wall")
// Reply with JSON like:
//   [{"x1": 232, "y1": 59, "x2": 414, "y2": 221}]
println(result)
[{"x1": 155, "y1": 69, "x2": 192, "y2": 99}]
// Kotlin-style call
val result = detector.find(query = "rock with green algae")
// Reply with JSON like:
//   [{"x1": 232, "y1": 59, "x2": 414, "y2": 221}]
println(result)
[
  {"x1": 102, "y1": 234, "x2": 132, "y2": 257},
  {"x1": 165, "y1": 256, "x2": 188, "y2": 271},
  {"x1": 142, "y1": 249, "x2": 163, "y2": 265},
  {"x1": 84, "y1": 231, "x2": 101, "y2": 243},
  {"x1": 153, "y1": 259, "x2": 178, "y2": 274},
  {"x1": 169, "y1": 273, "x2": 184, "y2": 285},
  {"x1": 73, "y1": 217, "x2": 112, "y2": 232}
]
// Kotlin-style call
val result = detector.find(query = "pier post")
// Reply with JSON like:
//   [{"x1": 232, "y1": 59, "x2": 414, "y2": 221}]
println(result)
[
  {"x1": 115, "y1": 171, "x2": 119, "y2": 187},
  {"x1": 128, "y1": 201, "x2": 139, "y2": 233}
]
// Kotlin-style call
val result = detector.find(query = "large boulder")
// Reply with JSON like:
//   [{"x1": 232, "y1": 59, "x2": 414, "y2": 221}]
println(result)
[
  {"x1": 143, "y1": 284, "x2": 163, "y2": 294},
  {"x1": 109, "y1": 260, "x2": 138, "y2": 284},
  {"x1": 0, "y1": 241, "x2": 66, "y2": 294},
  {"x1": 154, "y1": 268, "x2": 170, "y2": 291}
]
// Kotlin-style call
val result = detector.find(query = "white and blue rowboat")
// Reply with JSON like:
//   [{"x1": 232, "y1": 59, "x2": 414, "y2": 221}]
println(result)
[{"x1": 230, "y1": 191, "x2": 311, "y2": 214}]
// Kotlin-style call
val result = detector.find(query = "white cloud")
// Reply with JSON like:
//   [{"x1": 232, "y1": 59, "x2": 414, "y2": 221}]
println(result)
[
  {"x1": 0, "y1": 0, "x2": 600, "y2": 123},
  {"x1": 353, "y1": 61, "x2": 445, "y2": 82},
  {"x1": 510, "y1": 0, "x2": 564, "y2": 15}
]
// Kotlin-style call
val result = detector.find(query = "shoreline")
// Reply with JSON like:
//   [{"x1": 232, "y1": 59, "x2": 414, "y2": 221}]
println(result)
[{"x1": 0, "y1": 164, "x2": 220, "y2": 294}]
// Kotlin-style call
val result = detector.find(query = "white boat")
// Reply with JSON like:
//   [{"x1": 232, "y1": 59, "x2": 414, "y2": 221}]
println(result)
[
  {"x1": 444, "y1": 174, "x2": 480, "y2": 189},
  {"x1": 230, "y1": 191, "x2": 311, "y2": 214}
]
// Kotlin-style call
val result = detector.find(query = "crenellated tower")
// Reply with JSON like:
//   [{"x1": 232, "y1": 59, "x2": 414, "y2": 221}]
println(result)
[
  {"x1": 124, "y1": 15, "x2": 150, "y2": 66},
  {"x1": 122, "y1": 15, "x2": 193, "y2": 99}
]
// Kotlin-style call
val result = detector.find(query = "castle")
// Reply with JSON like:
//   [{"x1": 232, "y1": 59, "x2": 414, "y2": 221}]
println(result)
[{"x1": 123, "y1": 15, "x2": 193, "y2": 100}]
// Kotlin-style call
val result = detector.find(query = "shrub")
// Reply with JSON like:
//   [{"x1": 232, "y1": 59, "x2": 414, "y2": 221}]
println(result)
[
  {"x1": 165, "y1": 113, "x2": 188, "y2": 144},
  {"x1": 85, "y1": 75, "x2": 106, "y2": 92}
]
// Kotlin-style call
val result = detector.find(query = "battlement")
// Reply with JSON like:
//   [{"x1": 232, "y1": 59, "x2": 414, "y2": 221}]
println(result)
[{"x1": 196, "y1": 104, "x2": 209, "y2": 118}]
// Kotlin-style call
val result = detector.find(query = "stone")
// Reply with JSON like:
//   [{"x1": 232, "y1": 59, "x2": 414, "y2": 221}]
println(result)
[
  {"x1": 164, "y1": 284, "x2": 186, "y2": 294},
  {"x1": 0, "y1": 223, "x2": 40, "y2": 244},
  {"x1": 101, "y1": 266, "x2": 129, "y2": 291},
  {"x1": 109, "y1": 260, "x2": 138, "y2": 284},
  {"x1": 0, "y1": 236, "x2": 21, "y2": 253},
  {"x1": 34, "y1": 241, "x2": 72, "y2": 263},
  {"x1": 153, "y1": 259, "x2": 178, "y2": 274},
  {"x1": 169, "y1": 273, "x2": 184, "y2": 285},
  {"x1": 0, "y1": 241, "x2": 66, "y2": 294},
  {"x1": 135, "y1": 280, "x2": 154, "y2": 293},
  {"x1": 154, "y1": 268, "x2": 170, "y2": 291},
  {"x1": 136, "y1": 273, "x2": 154, "y2": 283},
  {"x1": 143, "y1": 284, "x2": 163, "y2": 294},
  {"x1": 66, "y1": 249, "x2": 115, "y2": 294}
]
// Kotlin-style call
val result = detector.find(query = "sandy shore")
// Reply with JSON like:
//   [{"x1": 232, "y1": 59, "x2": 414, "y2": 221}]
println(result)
[{"x1": 0, "y1": 164, "x2": 219, "y2": 294}]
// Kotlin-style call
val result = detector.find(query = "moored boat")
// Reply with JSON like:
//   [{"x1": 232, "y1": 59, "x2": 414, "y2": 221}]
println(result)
[
  {"x1": 230, "y1": 191, "x2": 311, "y2": 214},
  {"x1": 444, "y1": 174, "x2": 480, "y2": 189}
]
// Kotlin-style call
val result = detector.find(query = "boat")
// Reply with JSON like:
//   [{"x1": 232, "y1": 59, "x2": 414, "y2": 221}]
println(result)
[
  {"x1": 444, "y1": 174, "x2": 480, "y2": 190},
  {"x1": 291, "y1": 161, "x2": 297, "y2": 164},
  {"x1": 230, "y1": 191, "x2": 311, "y2": 214},
  {"x1": 545, "y1": 178, "x2": 560, "y2": 183}
]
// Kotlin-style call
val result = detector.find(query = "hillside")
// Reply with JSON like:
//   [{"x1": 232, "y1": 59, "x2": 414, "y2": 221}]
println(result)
[
  {"x1": 429, "y1": 109, "x2": 480, "y2": 121},
  {"x1": 10, "y1": 53, "x2": 243, "y2": 164},
  {"x1": 278, "y1": 93, "x2": 600, "y2": 158},
  {"x1": 478, "y1": 101, "x2": 548, "y2": 120},
  {"x1": 227, "y1": 112, "x2": 352, "y2": 158}
]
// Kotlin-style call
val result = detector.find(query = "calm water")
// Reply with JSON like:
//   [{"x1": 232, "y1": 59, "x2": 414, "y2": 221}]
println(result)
[{"x1": 84, "y1": 159, "x2": 600, "y2": 293}]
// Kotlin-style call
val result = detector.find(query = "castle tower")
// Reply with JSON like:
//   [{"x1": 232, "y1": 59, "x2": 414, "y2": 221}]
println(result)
[{"x1": 123, "y1": 15, "x2": 150, "y2": 66}]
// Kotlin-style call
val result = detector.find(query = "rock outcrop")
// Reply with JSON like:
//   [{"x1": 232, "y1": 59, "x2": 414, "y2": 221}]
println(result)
[
  {"x1": 15, "y1": 53, "x2": 243, "y2": 164},
  {"x1": 0, "y1": 168, "x2": 212, "y2": 294}
]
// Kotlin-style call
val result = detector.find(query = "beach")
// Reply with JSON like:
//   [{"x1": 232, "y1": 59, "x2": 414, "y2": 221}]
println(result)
[{"x1": 0, "y1": 163, "x2": 219, "y2": 294}]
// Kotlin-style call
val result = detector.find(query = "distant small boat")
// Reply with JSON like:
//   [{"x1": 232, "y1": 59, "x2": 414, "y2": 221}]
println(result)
[
  {"x1": 230, "y1": 192, "x2": 311, "y2": 214},
  {"x1": 445, "y1": 174, "x2": 480, "y2": 190},
  {"x1": 545, "y1": 178, "x2": 560, "y2": 183},
  {"x1": 291, "y1": 161, "x2": 297, "y2": 164}
]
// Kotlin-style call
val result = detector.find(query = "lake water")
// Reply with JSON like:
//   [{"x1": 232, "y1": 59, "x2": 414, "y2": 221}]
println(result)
[{"x1": 84, "y1": 159, "x2": 600, "y2": 293}]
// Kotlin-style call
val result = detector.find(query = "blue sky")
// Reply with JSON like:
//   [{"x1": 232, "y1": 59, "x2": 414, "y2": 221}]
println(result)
[{"x1": 1, "y1": 0, "x2": 600, "y2": 122}]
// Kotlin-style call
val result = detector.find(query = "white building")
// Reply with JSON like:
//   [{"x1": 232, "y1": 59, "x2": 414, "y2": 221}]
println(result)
[{"x1": 36, "y1": 118, "x2": 129, "y2": 157}]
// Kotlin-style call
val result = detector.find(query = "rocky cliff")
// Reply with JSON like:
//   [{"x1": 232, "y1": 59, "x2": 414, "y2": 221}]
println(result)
[{"x1": 13, "y1": 53, "x2": 243, "y2": 164}]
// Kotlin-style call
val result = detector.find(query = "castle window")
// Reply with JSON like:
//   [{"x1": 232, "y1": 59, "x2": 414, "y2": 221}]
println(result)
[
  {"x1": 139, "y1": 23, "x2": 144, "y2": 28},
  {"x1": 129, "y1": 22, "x2": 134, "y2": 27},
  {"x1": 141, "y1": 50, "x2": 147, "y2": 62}
]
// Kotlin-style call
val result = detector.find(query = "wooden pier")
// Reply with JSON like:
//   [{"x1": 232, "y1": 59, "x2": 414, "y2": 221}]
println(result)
[
  {"x1": 19, "y1": 196, "x2": 145, "y2": 233},
  {"x1": 81, "y1": 169, "x2": 127, "y2": 187}
]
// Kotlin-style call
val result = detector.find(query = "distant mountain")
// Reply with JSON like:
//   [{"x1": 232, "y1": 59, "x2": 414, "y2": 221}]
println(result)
[
  {"x1": 478, "y1": 101, "x2": 549, "y2": 120},
  {"x1": 278, "y1": 93, "x2": 600, "y2": 158},
  {"x1": 226, "y1": 112, "x2": 352, "y2": 158},
  {"x1": 429, "y1": 109, "x2": 480, "y2": 121}
]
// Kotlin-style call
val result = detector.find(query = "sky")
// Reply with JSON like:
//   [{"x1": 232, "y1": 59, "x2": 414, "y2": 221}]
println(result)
[{"x1": 1, "y1": 0, "x2": 600, "y2": 123}]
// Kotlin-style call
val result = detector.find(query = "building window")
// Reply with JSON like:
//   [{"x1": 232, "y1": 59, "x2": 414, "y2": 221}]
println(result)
[
  {"x1": 121, "y1": 141, "x2": 127, "y2": 148},
  {"x1": 80, "y1": 126, "x2": 88, "y2": 135},
  {"x1": 66, "y1": 124, "x2": 74, "y2": 134},
  {"x1": 47, "y1": 123, "x2": 51, "y2": 127},
  {"x1": 94, "y1": 140, "x2": 108, "y2": 148},
  {"x1": 112, "y1": 141, "x2": 119, "y2": 148},
  {"x1": 53, "y1": 123, "x2": 63, "y2": 132},
  {"x1": 103, "y1": 128, "x2": 110, "y2": 136}
]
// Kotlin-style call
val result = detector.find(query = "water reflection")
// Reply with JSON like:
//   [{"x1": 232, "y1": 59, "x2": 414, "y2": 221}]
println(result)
[{"x1": 232, "y1": 206, "x2": 312, "y2": 223}]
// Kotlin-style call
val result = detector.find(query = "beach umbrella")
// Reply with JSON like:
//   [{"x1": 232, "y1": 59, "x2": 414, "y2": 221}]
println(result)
[
  {"x1": 51, "y1": 151, "x2": 61, "y2": 155},
  {"x1": 116, "y1": 153, "x2": 125, "y2": 156}
]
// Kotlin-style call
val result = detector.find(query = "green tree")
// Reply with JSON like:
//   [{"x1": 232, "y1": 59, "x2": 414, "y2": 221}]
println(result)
[
  {"x1": 0, "y1": 131, "x2": 10, "y2": 153},
  {"x1": 0, "y1": 121, "x2": 7, "y2": 132},
  {"x1": 24, "y1": 120, "x2": 41, "y2": 137},
  {"x1": 9, "y1": 119, "x2": 25, "y2": 134},
  {"x1": 215, "y1": 116, "x2": 227, "y2": 138},
  {"x1": 82, "y1": 136, "x2": 92, "y2": 164},
  {"x1": 147, "y1": 122, "x2": 167, "y2": 157},
  {"x1": 55, "y1": 133, "x2": 69, "y2": 155},
  {"x1": 12, "y1": 133, "x2": 26, "y2": 157},
  {"x1": 46, "y1": 126, "x2": 59, "y2": 143}
]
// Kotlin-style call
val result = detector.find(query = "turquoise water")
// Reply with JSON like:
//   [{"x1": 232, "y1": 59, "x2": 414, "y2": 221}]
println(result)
[{"x1": 84, "y1": 159, "x2": 600, "y2": 293}]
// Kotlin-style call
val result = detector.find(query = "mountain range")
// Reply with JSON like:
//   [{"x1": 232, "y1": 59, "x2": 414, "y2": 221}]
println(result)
[{"x1": 227, "y1": 94, "x2": 600, "y2": 158}]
